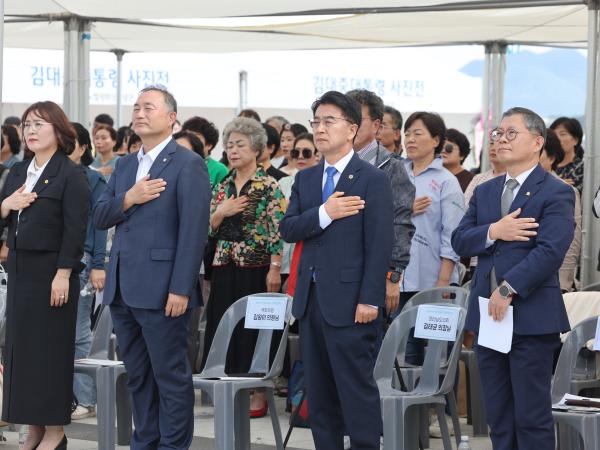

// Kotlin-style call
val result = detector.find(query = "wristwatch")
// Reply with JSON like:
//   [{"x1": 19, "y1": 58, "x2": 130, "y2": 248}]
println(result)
[
  {"x1": 498, "y1": 282, "x2": 515, "y2": 299},
  {"x1": 386, "y1": 270, "x2": 402, "y2": 284}
]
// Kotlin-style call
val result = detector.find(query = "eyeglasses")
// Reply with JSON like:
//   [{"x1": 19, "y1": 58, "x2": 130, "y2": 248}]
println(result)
[
  {"x1": 21, "y1": 121, "x2": 52, "y2": 132},
  {"x1": 379, "y1": 124, "x2": 397, "y2": 131},
  {"x1": 290, "y1": 148, "x2": 315, "y2": 159},
  {"x1": 309, "y1": 116, "x2": 353, "y2": 130},
  {"x1": 490, "y1": 128, "x2": 540, "y2": 143},
  {"x1": 442, "y1": 143, "x2": 456, "y2": 154}
]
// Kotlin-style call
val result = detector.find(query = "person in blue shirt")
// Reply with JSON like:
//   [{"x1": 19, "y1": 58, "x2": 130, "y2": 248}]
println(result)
[
  {"x1": 69, "y1": 122, "x2": 108, "y2": 420},
  {"x1": 400, "y1": 112, "x2": 465, "y2": 364}
]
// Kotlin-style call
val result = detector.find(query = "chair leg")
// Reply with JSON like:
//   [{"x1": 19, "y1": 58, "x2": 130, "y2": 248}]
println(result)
[
  {"x1": 382, "y1": 399, "x2": 405, "y2": 450},
  {"x1": 212, "y1": 385, "x2": 236, "y2": 450},
  {"x1": 419, "y1": 406, "x2": 429, "y2": 449},
  {"x1": 265, "y1": 388, "x2": 284, "y2": 450},
  {"x1": 446, "y1": 391, "x2": 462, "y2": 445},
  {"x1": 436, "y1": 404, "x2": 452, "y2": 450},
  {"x1": 96, "y1": 367, "x2": 116, "y2": 450},
  {"x1": 115, "y1": 373, "x2": 132, "y2": 446},
  {"x1": 468, "y1": 354, "x2": 488, "y2": 436},
  {"x1": 233, "y1": 390, "x2": 251, "y2": 450}
]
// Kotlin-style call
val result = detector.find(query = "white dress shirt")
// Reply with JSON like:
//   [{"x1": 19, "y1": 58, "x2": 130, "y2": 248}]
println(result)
[
  {"x1": 318, "y1": 150, "x2": 355, "y2": 229},
  {"x1": 136, "y1": 136, "x2": 172, "y2": 182},
  {"x1": 486, "y1": 165, "x2": 537, "y2": 247},
  {"x1": 17, "y1": 157, "x2": 51, "y2": 225}
]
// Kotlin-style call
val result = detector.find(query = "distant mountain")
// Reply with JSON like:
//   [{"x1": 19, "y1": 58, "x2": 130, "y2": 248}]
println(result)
[{"x1": 460, "y1": 48, "x2": 586, "y2": 117}]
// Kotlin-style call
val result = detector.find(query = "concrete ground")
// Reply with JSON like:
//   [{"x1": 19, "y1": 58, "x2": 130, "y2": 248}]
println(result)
[{"x1": 0, "y1": 394, "x2": 493, "y2": 449}]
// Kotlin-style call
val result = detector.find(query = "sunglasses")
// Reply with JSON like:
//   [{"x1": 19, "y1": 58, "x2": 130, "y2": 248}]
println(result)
[
  {"x1": 442, "y1": 143, "x2": 456, "y2": 154},
  {"x1": 290, "y1": 148, "x2": 315, "y2": 159}
]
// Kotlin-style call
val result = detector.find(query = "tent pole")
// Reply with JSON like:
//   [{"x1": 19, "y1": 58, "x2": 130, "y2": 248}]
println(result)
[
  {"x1": 490, "y1": 42, "x2": 507, "y2": 132},
  {"x1": 78, "y1": 20, "x2": 91, "y2": 128},
  {"x1": 481, "y1": 41, "x2": 507, "y2": 172},
  {"x1": 63, "y1": 17, "x2": 79, "y2": 121},
  {"x1": 113, "y1": 50, "x2": 125, "y2": 127},
  {"x1": 238, "y1": 70, "x2": 248, "y2": 114},
  {"x1": 481, "y1": 44, "x2": 492, "y2": 171},
  {"x1": 581, "y1": 0, "x2": 600, "y2": 287}
]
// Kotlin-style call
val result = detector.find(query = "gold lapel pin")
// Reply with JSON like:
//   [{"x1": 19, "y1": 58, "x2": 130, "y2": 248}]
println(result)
[
  {"x1": 44, "y1": 179, "x2": 48, "y2": 184},
  {"x1": 526, "y1": 191, "x2": 531, "y2": 196},
  {"x1": 163, "y1": 158, "x2": 168, "y2": 162},
  {"x1": 348, "y1": 174, "x2": 354, "y2": 180}
]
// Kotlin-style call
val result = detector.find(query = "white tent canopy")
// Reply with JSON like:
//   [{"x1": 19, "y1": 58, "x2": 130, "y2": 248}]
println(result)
[{"x1": 3, "y1": 2, "x2": 589, "y2": 51}]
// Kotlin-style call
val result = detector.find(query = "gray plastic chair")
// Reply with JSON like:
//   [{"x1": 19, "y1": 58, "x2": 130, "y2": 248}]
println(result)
[
  {"x1": 193, "y1": 293, "x2": 292, "y2": 450},
  {"x1": 581, "y1": 282, "x2": 600, "y2": 292},
  {"x1": 552, "y1": 316, "x2": 600, "y2": 450},
  {"x1": 375, "y1": 303, "x2": 467, "y2": 450},
  {"x1": 401, "y1": 286, "x2": 469, "y2": 444},
  {"x1": 73, "y1": 305, "x2": 131, "y2": 450}
]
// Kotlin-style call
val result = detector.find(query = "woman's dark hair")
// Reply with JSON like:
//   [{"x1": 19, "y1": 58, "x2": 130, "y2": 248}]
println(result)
[
  {"x1": 1, "y1": 125, "x2": 20, "y2": 155},
  {"x1": 290, "y1": 123, "x2": 308, "y2": 137},
  {"x1": 311, "y1": 91, "x2": 362, "y2": 127},
  {"x1": 70, "y1": 122, "x2": 94, "y2": 166},
  {"x1": 262, "y1": 123, "x2": 281, "y2": 158},
  {"x1": 404, "y1": 111, "x2": 446, "y2": 154},
  {"x1": 544, "y1": 128, "x2": 565, "y2": 172},
  {"x1": 127, "y1": 133, "x2": 141, "y2": 152},
  {"x1": 549, "y1": 116, "x2": 584, "y2": 159},
  {"x1": 116, "y1": 126, "x2": 133, "y2": 152},
  {"x1": 94, "y1": 113, "x2": 114, "y2": 127},
  {"x1": 21, "y1": 101, "x2": 76, "y2": 155},
  {"x1": 238, "y1": 109, "x2": 261, "y2": 122},
  {"x1": 293, "y1": 133, "x2": 316, "y2": 151},
  {"x1": 182, "y1": 116, "x2": 220, "y2": 151},
  {"x1": 446, "y1": 128, "x2": 471, "y2": 163},
  {"x1": 220, "y1": 152, "x2": 229, "y2": 167},
  {"x1": 173, "y1": 130, "x2": 205, "y2": 158}
]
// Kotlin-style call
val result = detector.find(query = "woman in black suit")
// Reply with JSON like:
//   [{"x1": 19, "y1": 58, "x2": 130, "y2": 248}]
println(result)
[{"x1": 0, "y1": 102, "x2": 89, "y2": 450}]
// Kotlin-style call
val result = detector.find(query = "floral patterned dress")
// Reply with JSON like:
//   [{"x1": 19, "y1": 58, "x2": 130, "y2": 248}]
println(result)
[
  {"x1": 201, "y1": 166, "x2": 286, "y2": 373},
  {"x1": 555, "y1": 156, "x2": 584, "y2": 194}
]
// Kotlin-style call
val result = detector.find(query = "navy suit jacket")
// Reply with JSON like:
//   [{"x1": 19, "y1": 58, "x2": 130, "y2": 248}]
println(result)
[
  {"x1": 279, "y1": 152, "x2": 393, "y2": 327},
  {"x1": 451, "y1": 164, "x2": 574, "y2": 335},
  {"x1": 94, "y1": 139, "x2": 211, "y2": 310}
]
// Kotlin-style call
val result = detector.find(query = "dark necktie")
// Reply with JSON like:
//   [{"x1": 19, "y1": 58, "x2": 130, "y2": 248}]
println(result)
[
  {"x1": 322, "y1": 166, "x2": 337, "y2": 203},
  {"x1": 490, "y1": 178, "x2": 520, "y2": 291}
]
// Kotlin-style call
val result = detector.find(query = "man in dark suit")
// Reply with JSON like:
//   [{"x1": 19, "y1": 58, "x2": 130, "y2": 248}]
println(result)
[
  {"x1": 280, "y1": 91, "x2": 393, "y2": 450},
  {"x1": 451, "y1": 107, "x2": 575, "y2": 450},
  {"x1": 346, "y1": 89, "x2": 415, "y2": 315},
  {"x1": 95, "y1": 86, "x2": 211, "y2": 450}
]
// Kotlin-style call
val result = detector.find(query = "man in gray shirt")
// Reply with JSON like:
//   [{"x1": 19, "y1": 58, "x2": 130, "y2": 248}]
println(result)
[{"x1": 346, "y1": 89, "x2": 415, "y2": 315}]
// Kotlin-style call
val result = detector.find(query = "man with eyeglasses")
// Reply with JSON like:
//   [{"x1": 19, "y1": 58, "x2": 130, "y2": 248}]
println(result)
[
  {"x1": 378, "y1": 105, "x2": 403, "y2": 154},
  {"x1": 280, "y1": 91, "x2": 393, "y2": 450},
  {"x1": 95, "y1": 85, "x2": 211, "y2": 449},
  {"x1": 452, "y1": 107, "x2": 574, "y2": 450},
  {"x1": 346, "y1": 89, "x2": 415, "y2": 320}
]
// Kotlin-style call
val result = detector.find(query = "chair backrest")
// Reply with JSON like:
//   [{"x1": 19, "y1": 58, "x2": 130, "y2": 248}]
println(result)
[
  {"x1": 581, "y1": 282, "x2": 600, "y2": 292},
  {"x1": 457, "y1": 263, "x2": 467, "y2": 285},
  {"x1": 552, "y1": 315, "x2": 599, "y2": 404},
  {"x1": 404, "y1": 286, "x2": 469, "y2": 310},
  {"x1": 200, "y1": 293, "x2": 292, "y2": 379},
  {"x1": 374, "y1": 303, "x2": 466, "y2": 397},
  {"x1": 88, "y1": 304, "x2": 114, "y2": 360}
]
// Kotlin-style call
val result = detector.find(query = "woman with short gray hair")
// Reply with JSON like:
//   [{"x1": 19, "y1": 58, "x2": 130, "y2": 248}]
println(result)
[{"x1": 202, "y1": 116, "x2": 286, "y2": 417}]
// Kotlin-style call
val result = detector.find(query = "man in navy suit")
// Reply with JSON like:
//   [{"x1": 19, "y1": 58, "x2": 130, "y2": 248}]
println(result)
[
  {"x1": 280, "y1": 91, "x2": 393, "y2": 450},
  {"x1": 94, "y1": 86, "x2": 211, "y2": 450},
  {"x1": 452, "y1": 107, "x2": 574, "y2": 450}
]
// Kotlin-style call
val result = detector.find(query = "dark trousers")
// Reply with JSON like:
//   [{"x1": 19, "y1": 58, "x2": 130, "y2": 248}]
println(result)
[
  {"x1": 299, "y1": 284, "x2": 382, "y2": 450},
  {"x1": 110, "y1": 288, "x2": 193, "y2": 450},
  {"x1": 477, "y1": 333, "x2": 560, "y2": 450}
]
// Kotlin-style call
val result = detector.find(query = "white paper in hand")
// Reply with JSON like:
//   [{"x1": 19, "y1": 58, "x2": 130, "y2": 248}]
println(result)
[{"x1": 478, "y1": 297, "x2": 513, "y2": 353}]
